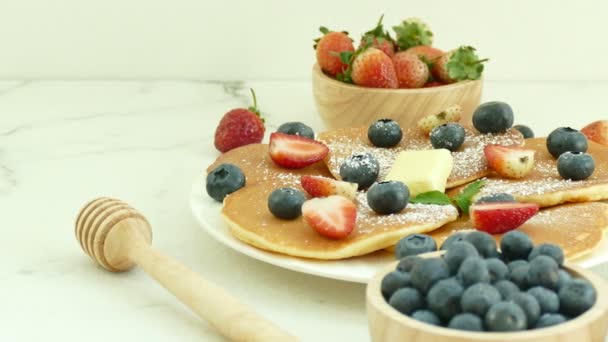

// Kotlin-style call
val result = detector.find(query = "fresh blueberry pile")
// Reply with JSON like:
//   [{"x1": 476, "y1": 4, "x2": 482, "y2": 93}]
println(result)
[{"x1": 383, "y1": 230, "x2": 596, "y2": 332}]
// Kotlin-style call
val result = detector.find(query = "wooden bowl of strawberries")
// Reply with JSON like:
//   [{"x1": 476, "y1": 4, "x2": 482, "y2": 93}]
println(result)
[{"x1": 312, "y1": 17, "x2": 485, "y2": 130}]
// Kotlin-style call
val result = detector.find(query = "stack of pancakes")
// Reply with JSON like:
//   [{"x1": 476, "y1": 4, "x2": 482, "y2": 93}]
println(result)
[{"x1": 207, "y1": 126, "x2": 608, "y2": 261}]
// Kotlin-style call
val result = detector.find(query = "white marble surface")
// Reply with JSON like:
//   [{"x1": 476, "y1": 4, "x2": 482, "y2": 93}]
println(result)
[{"x1": 2, "y1": 80, "x2": 608, "y2": 341}]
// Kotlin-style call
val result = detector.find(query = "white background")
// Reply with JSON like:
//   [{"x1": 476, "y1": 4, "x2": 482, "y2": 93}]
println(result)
[{"x1": 0, "y1": 0, "x2": 606, "y2": 80}]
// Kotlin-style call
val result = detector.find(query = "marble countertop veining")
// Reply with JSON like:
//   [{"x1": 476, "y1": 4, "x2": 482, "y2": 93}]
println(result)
[{"x1": 1, "y1": 80, "x2": 608, "y2": 341}]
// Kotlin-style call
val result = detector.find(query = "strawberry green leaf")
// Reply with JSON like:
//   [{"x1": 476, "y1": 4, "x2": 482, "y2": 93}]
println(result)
[
  {"x1": 392, "y1": 18, "x2": 433, "y2": 51},
  {"x1": 446, "y1": 46, "x2": 488, "y2": 81},
  {"x1": 452, "y1": 179, "x2": 485, "y2": 215},
  {"x1": 319, "y1": 26, "x2": 330, "y2": 34},
  {"x1": 362, "y1": 14, "x2": 394, "y2": 43},
  {"x1": 409, "y1": 191, "x2": 452, "y2": 205}
]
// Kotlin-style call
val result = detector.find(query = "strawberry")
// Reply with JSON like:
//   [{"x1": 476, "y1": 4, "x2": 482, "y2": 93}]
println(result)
[
  {"x1": 359, "y1": 15, "x2": 395, "y2": 58},
  {"x1": 405, "y1": 45, "x2": 444, "y2": 63},
  {"x1": 581, "y1": 120, "x2": 608, "y2": 146},
  {"x1": 470, "y1": 202, "x2": 539, "y2": 234},
  {"x1": 350, "y1": 47, "x2": 398, "y2": 88},
  {"x1": 314, "y1": 27, "x2": 355, "y2": 77},
  {"x1": 268, "y1": 132, "x2": 329, "y2": 169},
  {"x1": 301, "y1": 175, "x2": 358, "y2": 200},
  {"x1": 416, "y1": 104, "x2": 463, "y2": 134},
  {"x1": 484, "y1": 145, "x2": 536, "y2": 179},
  {"x1": 214, "y1": 89, "x2": 265, "y2": 153},
  {"x1": 432, "y1": 46, "x2": 488, "y2": 84},
  {"x1": 302, "y1": 195, "x2": 357, "y2": 239},
  {"x1": 423, "y1": 81, "x2": 445, "y2": 88},
  {"x1": 392, "y1": 18, "x2": 433, "y2": 51},
  {"x1": 392, "y1": 51, "x2": 430, "y2": 88}
]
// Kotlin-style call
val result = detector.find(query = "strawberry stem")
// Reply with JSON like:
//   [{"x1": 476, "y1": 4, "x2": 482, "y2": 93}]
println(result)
[{"x1": 248, "y1": 88, "x2": 262, "y2": 119}]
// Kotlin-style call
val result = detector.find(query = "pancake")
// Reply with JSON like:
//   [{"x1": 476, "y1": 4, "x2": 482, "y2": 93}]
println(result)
[
  {"x1": 448, "y1": 138, "x2": 608, "y2": 207},
  {"x1": 318, "y1": 126, "x2": 523, "y2": 189},
  {"x1": 222, "y1": 183, "x2": 458, "y2": 259},
  {"x1": 206, "y1": 143, "x2": 333, "y2": 188},
  {"x1": 428, "y1": 202, "x2": 608, "y2": 260}
]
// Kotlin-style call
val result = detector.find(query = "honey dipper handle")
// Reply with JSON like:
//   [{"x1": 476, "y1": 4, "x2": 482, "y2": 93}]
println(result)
[{"x1": 127, "y1": 232, "x2": 298, "y2": 342}]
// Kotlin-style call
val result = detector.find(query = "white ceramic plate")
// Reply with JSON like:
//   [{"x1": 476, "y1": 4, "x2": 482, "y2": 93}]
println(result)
[{"x1": 190, "y1": 176, "x2": 608, "y2": 283}]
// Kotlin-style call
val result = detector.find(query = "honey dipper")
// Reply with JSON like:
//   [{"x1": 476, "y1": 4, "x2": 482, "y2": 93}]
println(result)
[{"x1": 75, "y1": 197, "x2": 297, "y2": 342}]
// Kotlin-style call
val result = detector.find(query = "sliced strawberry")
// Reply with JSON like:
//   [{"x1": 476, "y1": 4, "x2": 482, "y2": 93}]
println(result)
[
  {"x1": 581, "y1": 120, "x2": 608, "y2": 146},
  {"x1": 470, "y1": 202, "x2": 539, "y2": 234},
  {"x1": 302, "y1": 196, "x2": 357, "y2": 239},
  {"x1": 301, "y1": 175, "x2": 358, "y2": 200},
  {"x1": 484, "y1": 145, "x2": 535, "y2": 179},
  {"x1": 269, "y1": 132, "x2": 329, "y2": 169}
]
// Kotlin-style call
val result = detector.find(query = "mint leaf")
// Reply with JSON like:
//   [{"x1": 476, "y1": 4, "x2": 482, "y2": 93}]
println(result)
[
  {"x1": 453, "y1": 180, "x2": 485, "y2": 215},
  {"x1": 410, "y1": 191, "x2": 452, "y2": 205}
]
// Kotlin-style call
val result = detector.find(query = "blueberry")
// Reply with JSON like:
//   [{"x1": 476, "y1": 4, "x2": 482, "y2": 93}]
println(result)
[
  {"x1": 557, "y1": 151, "x2": 595, "y2": 181},
  {"x1": 464, "y1": 231, "x2": 498, "y2": 258},
  {"x1": 509, "y1": 264, "x2": 530, "y2": 290},
  {"x1": 444, "y1": 241, "x2": 479, "y2": 274},
  {"x1": 381, "y1": 271, "x2": 412, "y2": 300},
  {"x1": 528, "y1": 243, "x2": 564, "y2": 266},
  {"x1": 430, "y1": 123, "x2": 466, "y2": 152},
  {"x1": 528, "y1": 255, "x2": 559, "y2": 290},
  {"x1": 461, "y1": 283, "x2": 501, "y2": 317},
  {"x1": 395, "y1": 234, "x2": 437, "y2": 259},
  {"x1": 368, "y1": 181, "x2": 409, "y2": 215},
  {"x1": 494, "y1": 280, "x2": 520, "y2": 300},
  {"x1": 476, "y1": 193, "x2": 516, "y2": 204},
  {"x1": 457, "y1": 257, "x2": 491, "y2": 287},
  {"x1": 427, "y1": 277, "x2": 465, "y2": 322},
  {"x1": 557, "y1": 269, "x2": 572, "y2": 289},
  {"x1": 472, "y1": 101, "x2": 514, "y2": 134},
  {"x1": 559, "y1": 279, "x2": 596, "y2": 317},
  {"x1": 507, "y1": 260, "x2": 529, "y2": 273},
  {"x1": 527, "y1": 286, "x2": 560, "y2": 314},
  {"x1": 500, "y1": 231, "x2": 534, "y2": 261},
  {"x1": 440, "y1": 232, "x2": 468, "y2": 251},
  {"x1": 485, "y1": 258, "x2": 509, "y2": 283},
  {"x1": 535, "y1": 313, "x2": 567, "y2": 328},
  {"x1": 339, "y1": 153, "x2": 379, "y2": 189},
  {"x1": 484, "y1": 301, "x2": 527, "y2": 332},
  {"x1": 411, "y1": 258, "x2": 451, "y2": 293},
  {"x1": 510, "y1": 292, "x2": 541, "y2": 327},
  {"x1": 396, "y1": 255, "x2": 422, "y2": 272},
  {"x1": 411, "y1": 310, "x2": 441, "y2": 326},
  {"x1": 267, "y1": 188, "x2": 306, "y2": 219},
  {"x1": 513, "y1": 124, "x2": 535, "y2": 139},
  {"x1": 277, "y1": 121, "x2": 315, "y2": 139},
  {"x1": 546, "y1": 127, "x2": 588, "y2": 158},
  {"x1": 389, "y1": 287, "x2": 424, "y2": 315},
  {"x1": 368, "y1": 119, "x2": 403, "y2": 148},
  {"x1": 206, "y1": 163, "x2": 246, "y2": 202},
  {"x1": 448, "y1": 313, "x2": 484, "y2": 331}
]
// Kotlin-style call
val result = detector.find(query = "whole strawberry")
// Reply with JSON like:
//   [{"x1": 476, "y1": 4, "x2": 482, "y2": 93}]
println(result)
[
  {"x1": 214, "y1": 89, "x2": 265, "y2": 153},
  {"x1": 405, "y1": 45, "x2": 444, "y2": 63},
  {"x1": 392, "y1": 51, "x2": 429, "y2": 88},
  {"x1": 359, "y1": 15, "x2": 396, "y2": 58},
  {"x1": 432, "y1": 46, "x2": 488, "y2": 84},
  {"x1": 351, "y1": 47, "x2": 398, "y2": 88},
  {"x1": 314, "y1": 27, "x2": 355, "y2": 77},
  {"x1": 393, "y1": 18, "x2": 433, "y2": 51}
]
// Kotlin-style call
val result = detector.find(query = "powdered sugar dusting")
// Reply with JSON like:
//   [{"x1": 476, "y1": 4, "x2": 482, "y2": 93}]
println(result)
[
  {"x1": 354, "y1": 192, "x2": 459, "y2": 233},
  {"x1": 320, "y1": 127, "x2": 523, "y2": 186}
]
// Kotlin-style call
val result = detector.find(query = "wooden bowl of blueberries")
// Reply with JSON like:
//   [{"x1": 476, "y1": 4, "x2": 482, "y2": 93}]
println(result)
[
  {"x1": 366, "y1": 230, "x2": 608, "y2": 341},
  {"x1": 311, "y1": 17, "x2": 484, "y2": 130}
]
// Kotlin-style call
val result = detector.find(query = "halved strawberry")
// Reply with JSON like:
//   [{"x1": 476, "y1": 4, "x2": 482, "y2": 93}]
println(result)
[
  {"x1": 301, "y1": 175, "x2": 358, "y2": 200},
  {"x1": 269, "y1": 132, "x2": 329, "y2": 169},
  {"x1": 470, "y1": 202, "x2": 539, "y2": 234},
  {"x1": 302, "y1": 196, "x2": 357, "y2": 239},
  {"x1": 484, "y1": 145, "x2": 535, "y2": 179},
  {"x1": 581, "y1": 120, "x2": 608, "y2": 146}
]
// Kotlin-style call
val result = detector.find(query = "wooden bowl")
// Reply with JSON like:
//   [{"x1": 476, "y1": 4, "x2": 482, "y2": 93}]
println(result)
[
  {"x1": 366, "y1": 256, "x2": 608, "y2": 342},
  {"x1": 312, "y1": 63, "x2": 483, "y2": 130}
]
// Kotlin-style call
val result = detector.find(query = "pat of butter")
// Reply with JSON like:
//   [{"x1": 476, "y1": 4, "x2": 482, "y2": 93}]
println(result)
[{"x1": 385, "y1": 149, "x2": 454, "y2": 197}]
